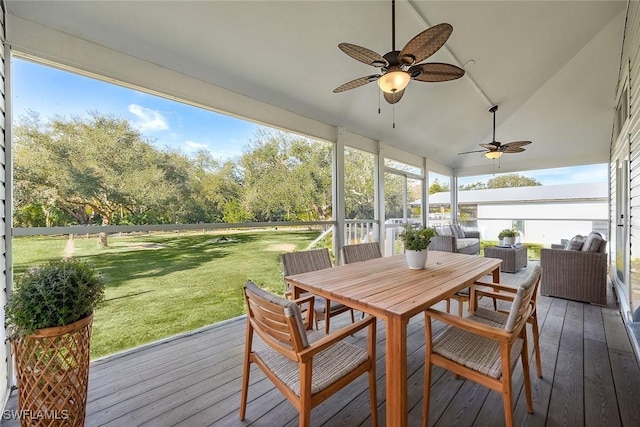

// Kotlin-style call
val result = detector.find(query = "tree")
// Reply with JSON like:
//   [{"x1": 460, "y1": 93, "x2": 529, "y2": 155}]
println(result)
[
  {"x1": 459, "y1": 173, "x2": 542, "y2": 191},
  {"x1": 459, "y1": 181, "x2": 487, "y2": 191},
  {"x1": 344, "y1": 149, "x2": 375, "y2": 219},
  {"x1": 429, "y1": 178, "x2": 450, "y2": 194},
  {"x1": 14, "y1": 112, "x2": 192, "y2": 246},
  {"x1": 486, "y1": 174, "x2": 541, "y2": 188},
  {"x1": 238, "y1": 128, "x2": 332, "y2": 222}
]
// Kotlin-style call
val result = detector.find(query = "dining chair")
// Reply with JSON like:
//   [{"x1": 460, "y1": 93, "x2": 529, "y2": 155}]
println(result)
[
  {"x1": 342, "y1": 242, "x2": 382, "y2": 264},
  {"x1": 422, "y1": 265, "x2": 542, "y2": 427},
  {"x1": 446, "y1": 286, "x2": 497, "y2": 317},
  {"x1": 342, "y1": 242, "x2": 382, "y2": 318},
  {"x1": 281, "y1": 248, "x2": 355, "y2": 334},
  {"x1": 471, "y1": 267, "x2": 543, "y2": 378},
  {"x1": 445, "y1": 290, "x2": 470, "y2": 317},
  {"x1": 240, "y1": 281, "x2": 378, "y2": 427}
]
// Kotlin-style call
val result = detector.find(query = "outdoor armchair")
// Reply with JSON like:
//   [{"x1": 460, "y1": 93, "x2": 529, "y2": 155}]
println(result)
[
  {"x1": 240, "y1": 281, "x2": 378, "y2": 427},
  {"x1": 540, "y1": 232, "x2": 607, "y2": 305},
  {"x1": 422, "y1": 265, "x2": 541, "y2": 427}
]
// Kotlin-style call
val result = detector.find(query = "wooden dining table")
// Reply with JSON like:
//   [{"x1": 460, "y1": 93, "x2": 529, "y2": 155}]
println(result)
[{"x1": 285, "y1": 250, "x2": 502, "y2": 427}]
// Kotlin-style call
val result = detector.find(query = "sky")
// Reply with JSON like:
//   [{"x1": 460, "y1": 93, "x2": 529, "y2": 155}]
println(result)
[
  {"x1": 12, "y1": 58, "x2": 258, "y2": 161},
  {"x1": 13, "y1": 58, "x2": 608, "y2": 185}
]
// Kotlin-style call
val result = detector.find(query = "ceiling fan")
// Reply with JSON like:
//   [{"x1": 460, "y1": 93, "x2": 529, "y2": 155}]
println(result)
[
  {"x1": 458, "y1": 105, "x2": 532, "y2": 159},
  {"x1": 332, "y1": 0, "x2": 465, "y2": 104}
]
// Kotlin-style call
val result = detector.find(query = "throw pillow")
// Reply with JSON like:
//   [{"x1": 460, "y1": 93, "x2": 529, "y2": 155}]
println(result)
[
  {"x1": 581, "y1": 232, "x2": 604, "y2": 252},
  {"x1": 564, "y1": 235, "x2": 584, "y2": 251},
  {"x1": 451, "y1": 225, "x2": 466, "y2": 238},
  {"x1": 437, "y1": 226, "x2": 454, "y2": 236}
]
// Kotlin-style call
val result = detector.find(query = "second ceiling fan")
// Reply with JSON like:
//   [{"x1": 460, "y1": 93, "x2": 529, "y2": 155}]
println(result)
[
  {"x1": 333, "y1": 0, "x2": 465, "y2": 104},
  {"x1": 458, "y1": 105, "x2": 532, "y2": 159}
]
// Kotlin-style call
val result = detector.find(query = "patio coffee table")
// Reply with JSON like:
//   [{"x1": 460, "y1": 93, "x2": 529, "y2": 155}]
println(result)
[{"x1": 484, "y1": 245, "x2": 527, "y2": 273}]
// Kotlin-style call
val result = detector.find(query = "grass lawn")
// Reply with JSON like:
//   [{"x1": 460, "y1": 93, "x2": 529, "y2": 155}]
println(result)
[{"x1": 12, "y1": 229, "x2": 320, "y2": 359}]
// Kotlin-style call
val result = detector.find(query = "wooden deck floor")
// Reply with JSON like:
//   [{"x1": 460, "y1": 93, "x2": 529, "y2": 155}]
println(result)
[{"x1": 5, "y1": 266, "x2": 640, "y2": 426}]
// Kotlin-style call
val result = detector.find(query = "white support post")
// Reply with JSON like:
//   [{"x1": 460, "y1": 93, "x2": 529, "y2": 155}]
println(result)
[
  {"x1": 422, "y1": 157, "x2": 428, "y2": 226},
  {"x1": 451, "y1": 174, "x2": 459, "y2": 226},
  {"x1": 334, "y1": 127, "x2": 346, "y2": 264},
  {"x1": 376, "y1": 141, "x2": 385, "y2": 255}
]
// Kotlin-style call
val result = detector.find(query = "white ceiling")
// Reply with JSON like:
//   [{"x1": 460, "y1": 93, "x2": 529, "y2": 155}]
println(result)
[{"x1": 5, "y1": 1, "x2": 626, "y2": 176}]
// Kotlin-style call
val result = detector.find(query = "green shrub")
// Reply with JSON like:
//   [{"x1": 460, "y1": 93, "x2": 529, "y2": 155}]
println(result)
[
  {"x1": 498, "y1": 229, "x2": 519, "y2": 238},
  {"x1": 5, "y1": 258, "x2": 105, "y2": 337},
  {"x1": 399, "y1": 224, "x2": 437, "y2": 251}
]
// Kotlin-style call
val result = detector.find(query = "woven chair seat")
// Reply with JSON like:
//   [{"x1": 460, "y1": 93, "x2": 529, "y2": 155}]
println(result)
[
  {"x1": 433, "y1": 312, "x2": 523, "y2": 379},
  {"x1": 471, "y1": 307, "x2": 509, "y2": 325},
  {"x1": 257, "y1": 330, "x2": 368, "y2": 395}
]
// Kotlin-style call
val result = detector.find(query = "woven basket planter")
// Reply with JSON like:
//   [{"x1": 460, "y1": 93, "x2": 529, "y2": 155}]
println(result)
[{"x1": 12, "y1": 314, "x2": 93, "y2": 427}]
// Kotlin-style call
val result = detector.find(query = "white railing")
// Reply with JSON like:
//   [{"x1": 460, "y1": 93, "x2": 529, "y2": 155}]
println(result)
[{"x1": 344, "y1": 220, "x2": 378, "y2": 245}]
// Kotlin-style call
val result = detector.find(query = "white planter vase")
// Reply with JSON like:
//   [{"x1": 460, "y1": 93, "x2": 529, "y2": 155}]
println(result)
[
  {"x1": 406, "y1": 249, "x2": 428, "y2": 270},
  {"x1": 501, "y1": 237, "x2": 516, "y2": 246}
]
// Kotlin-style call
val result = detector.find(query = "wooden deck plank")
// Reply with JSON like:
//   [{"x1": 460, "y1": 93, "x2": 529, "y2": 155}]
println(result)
[
  {"x1": 583, "y1": 303, "x2": 622, "y2": 427},
  {"x1": 3, "y1": 268, "x2": 640, "y2": 427},
  {"x1": 546, "y1": 300, "x2": 584, "y2": 426}
]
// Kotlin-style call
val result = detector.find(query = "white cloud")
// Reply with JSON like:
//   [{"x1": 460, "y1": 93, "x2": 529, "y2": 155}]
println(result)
[
  {"x1": 128, "y1": 104, "x2": 168, "y2": 131},
  {"x1": 184, "y1": 140, "x2": 209, "y2": 150}
]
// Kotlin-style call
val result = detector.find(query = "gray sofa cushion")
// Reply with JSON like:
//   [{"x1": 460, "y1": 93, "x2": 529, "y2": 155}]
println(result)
[
  {"x1": 457, "y1": 238, "x2": 478, "y2": 250},
  {"x1": 564, "y1": 235, "x2": 584, "y2": 251}
]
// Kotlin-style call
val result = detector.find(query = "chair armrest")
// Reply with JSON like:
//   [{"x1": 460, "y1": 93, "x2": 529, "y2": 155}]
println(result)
[
  {"x1": 474, "y1": 289, "x2": 517, "y2": 303},
  {"x1": 464, "y1": 230, "x2": 480, "y2": 239},
  {"x1": 429, "y1": 235, "x2": 457, "y2": 252},
  {"x1": 298, "y1": 315, "x2": 376, "y2": 360},
  {"x1": 473, "y1": 280, "x2": 518, "y2": 294},
  {"x1": 292, "y1": 294, "x2": 315, "y2": 329},
  {"x1": 425, "y1": 308, "x2": 511, "y2": 342}
]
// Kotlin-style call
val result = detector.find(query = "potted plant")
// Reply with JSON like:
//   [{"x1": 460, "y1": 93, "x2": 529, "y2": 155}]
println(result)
[
  {"x1": 5, "y1": 258, "x2": 105, "y2": 426},
  {"x1": 498, "y1": 229, "x2": 520, "y2": 246},
  {"x1": 399, "y1": 223, "x2": 437, "y2": 269}
]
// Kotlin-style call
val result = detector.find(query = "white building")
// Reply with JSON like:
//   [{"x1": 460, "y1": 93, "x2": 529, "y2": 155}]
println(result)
[{"x1": 427, "y1": 183, "x2": 608, "y2": 245}]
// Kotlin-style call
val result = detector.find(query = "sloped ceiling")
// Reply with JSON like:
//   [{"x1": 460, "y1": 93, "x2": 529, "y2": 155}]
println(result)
[{"x1": 5, "y1": 1, "x2": 626, "y2": 176}]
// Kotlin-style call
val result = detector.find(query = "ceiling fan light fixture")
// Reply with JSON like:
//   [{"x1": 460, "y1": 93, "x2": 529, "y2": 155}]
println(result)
[
  {"x1": 485, "y1": 151, "x2": 503, "y2": 160},
  {"x1": 377, "y1": 70, "x2": 410, "y2": 93}
]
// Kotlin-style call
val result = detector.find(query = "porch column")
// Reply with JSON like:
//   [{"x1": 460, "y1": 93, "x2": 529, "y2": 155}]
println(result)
[
  {"x1": 377, "y1": 141, "x2": 385, "y2": 255},
  {"x1": 334, "y1": 127, "x2": 345, "y2": 264},
  {"x1": 422, "y1": 157, "x2": 428, "y2": 226},
  {"x1": 451, "y1": 174, "x2": 459, "y2": 225}
]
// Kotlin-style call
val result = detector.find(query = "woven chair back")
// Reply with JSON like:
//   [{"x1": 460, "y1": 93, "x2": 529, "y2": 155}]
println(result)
[{"x1": 343, "y1": 242, "x2": 382, "y2": 264}]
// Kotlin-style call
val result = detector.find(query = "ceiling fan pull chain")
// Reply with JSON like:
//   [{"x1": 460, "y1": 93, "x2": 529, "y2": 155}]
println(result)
[
  {"x1": 378, "y1": 90, "x2": 381, "y2": 114},
  {"x1": 393, "y1": 102, "x2": 396, "y2": 128}
]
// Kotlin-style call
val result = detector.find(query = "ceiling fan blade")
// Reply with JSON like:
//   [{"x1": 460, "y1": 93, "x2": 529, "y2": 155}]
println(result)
[
  {"x1": 333, "y1": 75, "x2": 380, "y2": 93},
  {"x1": 503, "y1": 140, "x2": 532, "y2": 149},
  {"x1": 410, "y1": 62, "x2": 465, "y2": 82},
  {"x1": 480, "y1": 143, "x2": 500, "y2": 150},
  {"x1": 458, "y1": 149, "x2": 488, "y2": 155},
  {"x1": 338, "y1": 43, "x2": 389, "y2": 67},
  {"x1": 503, "y1": 146, "x2": 526, "y2": 153},
  {"x1": 383, "y1": 89, "x2": 405, "y2": 104},
  {"x1": 398, "y1": 23, "x2": 453, "y2": 65}
]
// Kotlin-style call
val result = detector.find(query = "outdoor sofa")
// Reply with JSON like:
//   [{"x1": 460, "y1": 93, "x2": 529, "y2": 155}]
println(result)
[{"x1": 428, "y1": 225, "x2": 480, "y2": 255}]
